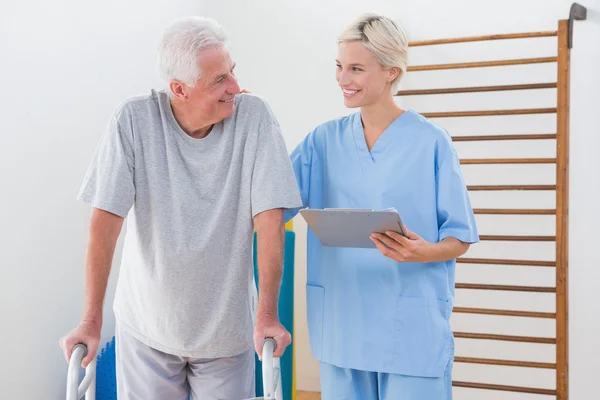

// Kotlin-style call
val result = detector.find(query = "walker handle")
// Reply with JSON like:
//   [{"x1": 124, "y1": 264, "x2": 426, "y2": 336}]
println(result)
[
  {"x1": 66, "y1": 344, "x2": 96, "y2": 400},
  {"x1": 261, "y1": 338, "x2": 282, "y2": 400}
]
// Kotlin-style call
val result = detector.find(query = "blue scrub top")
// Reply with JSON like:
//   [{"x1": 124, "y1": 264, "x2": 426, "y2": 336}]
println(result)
[{"x1": 285, "y1": 110, "x2": 479, "y2": 378}]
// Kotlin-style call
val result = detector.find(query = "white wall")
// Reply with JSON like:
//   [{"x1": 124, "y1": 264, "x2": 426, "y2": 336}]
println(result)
[
  {"x1": 2, "y1": 1, "x2": 598, "y2": 399},
  {"x1": 203, "y1": 0, "x2": 600, "y2": 398},
  {"x1": 0, "y1": 1, "x2": 202, "y2": 398}
]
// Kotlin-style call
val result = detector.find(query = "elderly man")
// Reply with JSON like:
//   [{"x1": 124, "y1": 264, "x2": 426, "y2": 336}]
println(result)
[{"x1": 59, "y1": 16, "x2": 302, "y2": 399}]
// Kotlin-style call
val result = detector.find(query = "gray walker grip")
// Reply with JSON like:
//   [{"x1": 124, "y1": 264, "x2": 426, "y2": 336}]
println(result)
[
  {"x1": 66, "y1": 343, "x2": 96, "y2": 400},
  {"x1": 246, "y1": 338, "x2": 282, "y2": 400}
]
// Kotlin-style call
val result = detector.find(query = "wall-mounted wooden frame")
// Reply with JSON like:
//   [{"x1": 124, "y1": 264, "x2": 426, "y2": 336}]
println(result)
[{"x1": 395, "y1": 3, "x2": 587, "y2": 399}]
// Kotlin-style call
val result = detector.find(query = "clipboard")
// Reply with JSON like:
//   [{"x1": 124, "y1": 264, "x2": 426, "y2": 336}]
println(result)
[{"x1": 299, "y1": 208, "x2": 406, "y2": 248}]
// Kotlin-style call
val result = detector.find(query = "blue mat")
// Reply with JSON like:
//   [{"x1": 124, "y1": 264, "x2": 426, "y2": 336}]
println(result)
[{"x1": 95, "y1": 337, "x2": 117, "y2": 400}]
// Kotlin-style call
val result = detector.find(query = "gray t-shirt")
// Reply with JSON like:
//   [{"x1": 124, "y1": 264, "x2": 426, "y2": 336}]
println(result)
[{"x1": 77, "y1": 90, "x2": 302, "y2": 358}]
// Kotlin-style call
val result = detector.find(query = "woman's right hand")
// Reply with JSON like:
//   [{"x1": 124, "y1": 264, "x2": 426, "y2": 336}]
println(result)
[{"x1": 59, "y1": 319, "x2": 101, "y2": 368}]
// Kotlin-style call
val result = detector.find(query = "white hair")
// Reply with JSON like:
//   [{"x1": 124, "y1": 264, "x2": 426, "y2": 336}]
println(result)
[
  {"x1": 158, "y1": 16, "x2": 229, "y2": 87},
  {"x1": 338, "y1": 13, "x2": 409, "y2": 93}
]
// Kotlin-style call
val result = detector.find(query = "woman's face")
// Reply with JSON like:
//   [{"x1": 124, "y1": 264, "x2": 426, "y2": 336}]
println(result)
[{"x1": 336, "y1": 41, "x2": 396, "y2": 109}]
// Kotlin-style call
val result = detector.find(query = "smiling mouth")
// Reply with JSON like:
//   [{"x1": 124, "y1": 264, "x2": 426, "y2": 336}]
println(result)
[
  {"x1": 342, "y1": 88, "x2": 361, "y2": 98},
  {"x1": 219, "y1": 98, "x2": 234, "y2": 103}
]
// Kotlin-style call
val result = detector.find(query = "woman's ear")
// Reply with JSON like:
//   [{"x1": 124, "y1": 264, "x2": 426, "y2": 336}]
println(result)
[{"x1": 387, "y1": 67, "x2": 401, "y2": 84}]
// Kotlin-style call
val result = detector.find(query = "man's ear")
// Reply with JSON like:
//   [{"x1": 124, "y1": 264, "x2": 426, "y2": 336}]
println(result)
[{"x1": 169, "y1": 80, "x2": 187, "y2": 99}]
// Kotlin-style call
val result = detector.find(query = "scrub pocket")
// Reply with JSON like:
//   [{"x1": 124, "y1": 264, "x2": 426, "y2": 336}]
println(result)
[
  {"x1": 393, "y1": 295, "x2": 451, "y2": 377},
  {"x1": 306, "y1": 284, "x2": 325, "y2": 359}
]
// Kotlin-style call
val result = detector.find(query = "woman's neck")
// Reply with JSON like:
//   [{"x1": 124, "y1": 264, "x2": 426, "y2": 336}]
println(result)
[{"x1": 360, "y1": 95, "x2": 405, "y2": 150}]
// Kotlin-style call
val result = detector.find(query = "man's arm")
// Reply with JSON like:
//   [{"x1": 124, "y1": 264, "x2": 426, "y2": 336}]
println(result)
[
  {"x1": 252, "y1": 208, "x2": 290, "y2": 357},
  {"x1": 83, "y1": 208, "x2": 125, "y2": 325},
  {"x1": 254, "y1": 208, "x2": 285, "y2": 317},
  {"x1": 248, "y1": 101, "x2": 304, "y2": 357},
  {"x1": 60, "y1": 208, "x2": 124, "y2": 367}
]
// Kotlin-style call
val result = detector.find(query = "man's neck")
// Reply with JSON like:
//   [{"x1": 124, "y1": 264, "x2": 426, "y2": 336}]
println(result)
[{"x1": 170, "y1": 98, "x2": 214, "y2": 139}]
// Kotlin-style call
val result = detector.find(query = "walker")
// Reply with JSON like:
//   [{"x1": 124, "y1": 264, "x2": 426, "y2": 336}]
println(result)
[
  {"x1": 246, "y1": 338, "x2": 283, "y2": 400},
  {"x1": 66, "y1": 344, "x2": 96, "y2": 400},
  {"x1": 66, "y1": 338, "x2": 282, "y2": 400}
]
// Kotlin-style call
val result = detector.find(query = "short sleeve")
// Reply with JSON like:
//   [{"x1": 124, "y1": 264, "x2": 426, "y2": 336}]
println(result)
[
  {"x1": 283, "y1": 132, "x2": 313, "y2": 223},
  {"x1": 436, "y1": 150, "x2": 479, "y2": 243},
  {"x1": 76, "y1": 110, "x2": 135, "y2": 218},
  {"x1": 251, "y1": 120, "x2": 303, "y2": 218}
]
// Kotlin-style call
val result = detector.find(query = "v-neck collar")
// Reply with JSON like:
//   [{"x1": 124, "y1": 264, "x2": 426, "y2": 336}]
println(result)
[{"x1": 351, "y1": 109, "x2": 412, "y2": 164}]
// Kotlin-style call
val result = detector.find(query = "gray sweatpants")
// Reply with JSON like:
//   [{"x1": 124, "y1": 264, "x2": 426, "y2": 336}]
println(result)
[{"x1": 115, "y1": 323, "x2": 255, "y2": 400}]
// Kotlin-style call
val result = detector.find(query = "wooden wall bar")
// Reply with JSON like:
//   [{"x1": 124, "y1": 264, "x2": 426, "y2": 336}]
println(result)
[{"x1": 393, "y1": 16, "x2": 578, "y2": 398}]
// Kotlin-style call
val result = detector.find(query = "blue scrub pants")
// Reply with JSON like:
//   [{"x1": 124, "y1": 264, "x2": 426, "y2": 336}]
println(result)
[{"x1": 319, "y1": 360, "x2": 453, "y2": 400}]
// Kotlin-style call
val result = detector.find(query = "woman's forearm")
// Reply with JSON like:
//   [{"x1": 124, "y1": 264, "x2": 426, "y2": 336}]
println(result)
[{"x1": 427, "y1": 237, "x2": 470, "y2": 263}]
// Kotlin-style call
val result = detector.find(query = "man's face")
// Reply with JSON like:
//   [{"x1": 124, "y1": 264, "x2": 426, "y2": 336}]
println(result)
[{"x1": 175, "y1": 46, "x2": 241, "y2": 123}]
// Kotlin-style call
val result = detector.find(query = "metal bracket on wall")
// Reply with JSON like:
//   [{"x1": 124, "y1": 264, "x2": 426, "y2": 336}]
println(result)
[{"x1": 568, "y1": 2, "x2": 587, "y2": 48}]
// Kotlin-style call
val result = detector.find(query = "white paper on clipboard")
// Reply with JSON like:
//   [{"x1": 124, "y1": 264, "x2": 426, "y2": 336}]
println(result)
[{"x1": 299, "y1": 207, "x2": 406, "y2": 248}]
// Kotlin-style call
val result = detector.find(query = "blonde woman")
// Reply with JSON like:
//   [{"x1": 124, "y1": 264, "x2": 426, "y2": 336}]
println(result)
[{"x1": 285, "y1": 13, "x2": 479, "y2": 399}]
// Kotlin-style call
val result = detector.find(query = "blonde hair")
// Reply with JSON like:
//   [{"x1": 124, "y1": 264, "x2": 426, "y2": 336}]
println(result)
[{"x1": 338, "y1": 13, "x2": 408, "y2": 93}]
